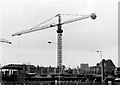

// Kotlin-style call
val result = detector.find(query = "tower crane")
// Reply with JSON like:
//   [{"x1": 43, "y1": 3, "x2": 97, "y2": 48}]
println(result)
[
  {"x1": 12, "y1": 13, "x2": 97, "y2": 74},
  {"x1": 0, "y1": 38, "x2": 12, "y2": 44}
]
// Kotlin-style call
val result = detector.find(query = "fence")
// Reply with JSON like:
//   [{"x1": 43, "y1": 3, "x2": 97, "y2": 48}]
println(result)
[{"x1": 1, "y1": 81, "x2": 119, "y2": 85}]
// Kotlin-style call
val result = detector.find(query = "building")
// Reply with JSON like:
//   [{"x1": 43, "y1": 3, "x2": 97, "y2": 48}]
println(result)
[
  {"x1": 1, "y1": 64, "x2": 36, "y2": 81},
  {"x1": 80, "y1": 63, "x2": 89, "y2": 74},
  {"x1": 80, "y1": 63, "x2": 89, "y2": 70},
  {"x1": 89, "y1": 59, "x2": 116, "y2": 76},
  {"x1": 89, "y1": 66, "x2": 100, "y2": 74},
  {"x1": 102, "y1": 59, "x2": 116, "y2": 75}
]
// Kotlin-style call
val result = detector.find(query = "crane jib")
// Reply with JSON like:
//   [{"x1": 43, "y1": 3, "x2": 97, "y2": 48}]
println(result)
[{"x1": 12, "y1": 13, "x2": 96, "y2": 36}]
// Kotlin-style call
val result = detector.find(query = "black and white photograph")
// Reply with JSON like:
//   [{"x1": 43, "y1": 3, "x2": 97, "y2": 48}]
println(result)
[{"x1": 0, "y1": 0, "x2": 119, "y2": 85}]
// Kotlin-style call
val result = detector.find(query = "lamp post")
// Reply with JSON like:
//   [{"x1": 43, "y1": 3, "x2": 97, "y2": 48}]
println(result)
[
  {"x1": 0, "y1": 64, "x2": 2, "y2": 84},
  {"x1": 97, "y1": 51, "x2": 103, "y2": 83},
  {"x1": 48, "y1": 41, "x2": 61, "y2": 85}
]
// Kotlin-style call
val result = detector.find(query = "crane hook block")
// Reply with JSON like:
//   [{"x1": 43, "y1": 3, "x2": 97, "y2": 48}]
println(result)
[{"x1": 91, "y1": 13, "x2": 97, "y2": 20}]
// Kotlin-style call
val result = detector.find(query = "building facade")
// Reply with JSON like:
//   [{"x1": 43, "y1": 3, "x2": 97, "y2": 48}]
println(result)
[
  {"x1": 89, "y1": 59, "x2": 116, "y2": 76},
  {"x1": 80, "y1": 63, "x2": 89, "y2": 74}
]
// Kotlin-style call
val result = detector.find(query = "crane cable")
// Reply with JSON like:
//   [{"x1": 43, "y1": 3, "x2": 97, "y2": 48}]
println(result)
[
  {"x1": 59, "y1": 14, "x2": 87, "y2": 16},
  {"x1": 29, "y1": 13, "x2": 87, "y2": 30},
  {"x1": 30, "y1": 15, "x2": 58, "y2": 30}
]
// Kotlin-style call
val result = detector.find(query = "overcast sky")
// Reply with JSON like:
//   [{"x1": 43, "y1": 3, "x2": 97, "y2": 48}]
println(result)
[{"x1": 0, "y1": 0, "x2": 118, "y2": 68}]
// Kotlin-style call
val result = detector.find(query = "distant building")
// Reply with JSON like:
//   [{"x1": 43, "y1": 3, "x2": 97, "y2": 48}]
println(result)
[
  {"x1": 89, "y1": 66, "x2": 100, "y2": 74},
  {"x1": 102, "y1": 59, "x2": 116, "y2": 75},
  {"x1": 1, "y1": 64, "x2": 36, "y2": 81},
  {"x1": 80, "y1": 63, "x2": 89, "y2": 70},
  {"x1": 89, "y1": 59, "x2": 116, "y2": 75},
  {"x1": 115, "y1": 67, "x2": 120, "y2": 77},
  {"x1": 36, "y1": 66, "x2": 57, "y2": 76},
  {"x1": 77, "y1": 66, "x2": 80, "y2": 74},
  {"x1": 2, "y1": 64, "x2": 36, "y2": 73},
  {"x1": 80, "y1": 63, "x2": 89, "y2": 74}
]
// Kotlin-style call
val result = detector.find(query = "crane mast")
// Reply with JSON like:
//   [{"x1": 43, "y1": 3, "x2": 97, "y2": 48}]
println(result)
[{"x1": 57, "y1": 14, "x2": 63, "y2": 73}]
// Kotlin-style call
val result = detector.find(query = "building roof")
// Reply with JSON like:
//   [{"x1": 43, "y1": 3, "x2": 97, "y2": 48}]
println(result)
[
  {"x1": 1, "y1": 64, "x2": 36, "y2": 70},
  {"x1": 89, "y1": 59, "x2": 116, "y2": 69},
  {"x1": 100, "y1": 59, "x2": 116, "y2": 68}
]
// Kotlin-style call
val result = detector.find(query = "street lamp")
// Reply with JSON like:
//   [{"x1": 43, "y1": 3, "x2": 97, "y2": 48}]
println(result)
[
  {"x1": 48, "y1": 41, "x2": 57, "y2": 44},
  {"x1": 48, "y1": 41, "x2": 61, "y2": 85},
  {"x1": 97, "y1": 51, "x2": 103, "y2": 83}
]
